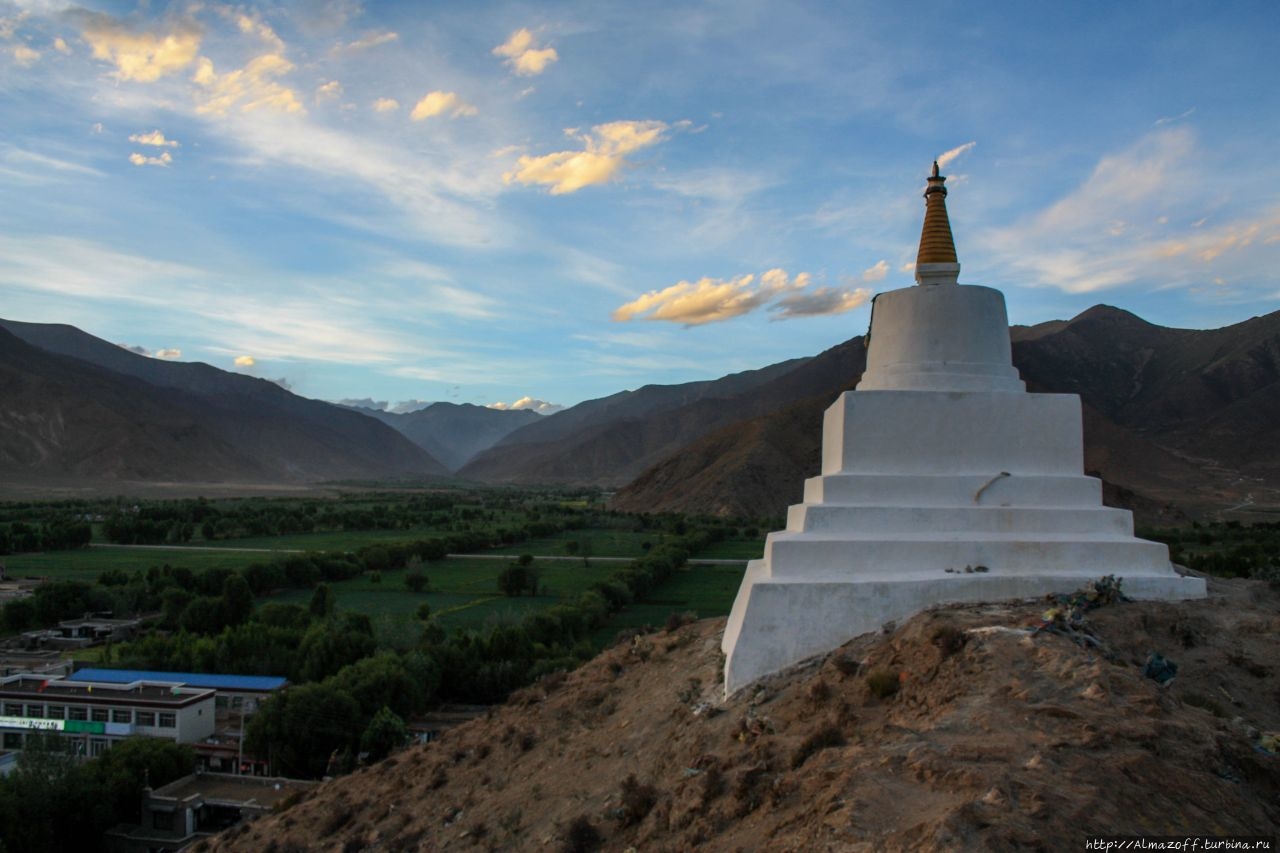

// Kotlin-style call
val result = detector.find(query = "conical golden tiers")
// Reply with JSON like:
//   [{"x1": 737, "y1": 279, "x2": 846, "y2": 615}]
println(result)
[{"x1": 916, "y1": 161, "x2": 958, "y2": 265}]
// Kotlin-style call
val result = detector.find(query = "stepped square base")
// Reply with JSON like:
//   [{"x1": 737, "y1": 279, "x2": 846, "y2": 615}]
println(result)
[
  {"x1": 721, "y1": 387, "x2": 1206, "y2": 695},
  {"x1": 721, "y1": 562, "x2": 1205, "y2": 695}
]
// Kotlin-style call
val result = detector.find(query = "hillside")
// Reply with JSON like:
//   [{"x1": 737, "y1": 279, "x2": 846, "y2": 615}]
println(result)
[
  {"x1": 205, "y1": 574, "x2": 1279, "y2": 851},
  {"x1": 0, "y1": 320, "x2": 447, "y2": 486},
  {"x1": 457, "y1": 344, "x2": 860, "y2": 486},
  {"x1": 613, "y1": 306, "x2": 1280, "y2": 520}
]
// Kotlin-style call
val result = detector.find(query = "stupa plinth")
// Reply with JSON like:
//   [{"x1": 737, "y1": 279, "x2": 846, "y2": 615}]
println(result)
[{"x1": 721, "y1": 162, "x2": 1204, "y2": 696}]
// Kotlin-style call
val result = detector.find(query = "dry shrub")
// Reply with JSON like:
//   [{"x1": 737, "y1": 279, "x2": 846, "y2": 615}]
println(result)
[
  {"x1": 832, "y1": 653, "x2": 862, "y2": 677},
  {"x1": 561, "y1": 815, "x2": 603, "y2": 853},
  {"x1": 618, "y1": 774, "x2": 658, "y2": 826},
  {"x1": 539, "y1": 670, "x2": 568, "y2": 693},
  {"x1": 322, "y1": 806, "x2": 354, "y2": 835},
  {"x1": 805, "y1": 678, "x2": 832, "y2": 705},
  {"x1": 665, "y1": 610, "x2": 697, "y2": 632},
  {"x1": 790, "y1": 724, "x2": 846, "y2": 769},
  {"x1": 865, "y1": 668, "x2": 900, "y2": 699},
  {"x1": 430, "y1": 765, "x2": 448, "y2": 790},
  {"x1": 732, "y1": 765, "x2": 770, "y2": 816},
  {"x1": 931, "y1": 624, "x2": 968, "y2": 658}
]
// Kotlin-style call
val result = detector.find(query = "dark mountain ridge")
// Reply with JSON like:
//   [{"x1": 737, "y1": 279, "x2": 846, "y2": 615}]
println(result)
[
  {"x1": 0, "y1": 319, "x2": 447, "y2": 485},
  {"x1": 609, "y1": 305, "x2": 1280, "y2": 520}
]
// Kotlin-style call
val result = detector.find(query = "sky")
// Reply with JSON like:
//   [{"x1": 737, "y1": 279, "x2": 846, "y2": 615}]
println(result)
[{"x1": 1, "y1": 0, "x2": 1277, "y2": 413}]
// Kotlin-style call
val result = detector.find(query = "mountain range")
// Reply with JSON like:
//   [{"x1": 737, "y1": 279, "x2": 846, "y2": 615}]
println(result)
[
  {"x1": 3, "y1": 305, "x2": 1277, "y2": 519},
  {"x1": 0, "y1": 319, "x2": 445, "y2": 487}
]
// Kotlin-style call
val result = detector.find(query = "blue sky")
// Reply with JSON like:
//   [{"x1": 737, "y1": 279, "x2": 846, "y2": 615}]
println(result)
[{"x1": 1, "y1": 1, "x2": 1277, "y2": 412}]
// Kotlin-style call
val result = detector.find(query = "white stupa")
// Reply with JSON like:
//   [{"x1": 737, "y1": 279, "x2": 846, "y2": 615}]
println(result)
[{"x1": 721, "y1": 163, "x2": 1205, "y2": 696}]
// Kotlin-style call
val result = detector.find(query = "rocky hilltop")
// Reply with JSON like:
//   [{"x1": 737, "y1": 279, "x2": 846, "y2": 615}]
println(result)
[{"x1": 204, "y1": 574, "x2": 1279, "y2": 852}]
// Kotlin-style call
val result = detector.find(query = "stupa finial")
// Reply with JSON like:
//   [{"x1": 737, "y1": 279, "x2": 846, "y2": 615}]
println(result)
[{"x1": 915, "y1": 161, "x2": 960, "y2": 285}]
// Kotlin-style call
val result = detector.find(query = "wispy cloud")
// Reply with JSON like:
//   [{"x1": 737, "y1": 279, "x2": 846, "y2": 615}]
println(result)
[
  {"x1": 372, "y1": 97, "x2": 399, "y2": 113},
  {"x1": 982, "y1": 128, "x2": 1280, "y2": 297},
  {"x1": 493, "y1": 28, "x2": 558, "y2": 76},
  {"x1": 936, "y1": 141, "x2": 975, "y2": 170},
  {"x1": 409, "y1": 90, "x2": 477, "y2": 121},
  {"x1": 504, "y1": 120, "x2": 668, "y2": 194},
  {"x1": 12, "y1": 44, "x2": 39, "y2": 66},
  {"x1": 612, "y1": 268, "x2": 866, "y2": 326},
  {"x1": 334, "y1": 31, "x2": 398, "y2": 54},
  {"x1": 193, "y1": 54, "x2": 305, "y2": 116},
  {"x1": 1154, "y1": 107, "x2": 1195, "y2": 127}
]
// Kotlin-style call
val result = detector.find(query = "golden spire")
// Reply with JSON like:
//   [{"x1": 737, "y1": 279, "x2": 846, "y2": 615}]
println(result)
[
  {"x1": 913, "y1": 161, "x2": 960, "y2": 285},
  {"x1": 916, "y1": 161, "x2": 957, "y2": 265}
]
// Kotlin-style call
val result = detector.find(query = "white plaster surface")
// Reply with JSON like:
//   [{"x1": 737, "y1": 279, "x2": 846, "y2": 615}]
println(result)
[{"x1": 721, "y1": 281, "x2": 1205, "y2": 696}]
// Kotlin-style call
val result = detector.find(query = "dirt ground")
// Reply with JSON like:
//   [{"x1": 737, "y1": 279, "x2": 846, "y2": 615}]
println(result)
[{"x1": 203, "y1": 573, "x2": 1280, "y2": 852}]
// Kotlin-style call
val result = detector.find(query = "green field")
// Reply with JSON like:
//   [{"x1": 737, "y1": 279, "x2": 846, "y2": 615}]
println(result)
[
  {"x1": 257, "y1": 556, "x2": 746, "y2": 650},
  {"x1": 1, "y1": 546, "x2": 270, "y2": 581},
  {"x1": 260, "y1": 558, "x2": 625, "y2": 642},
  {"x1": 197, "y1": 527, "x2": 443, "y2": 552},
  {"x1": 695, "y1": 538, "x2": 766, "y2": 560},
  {"x1": 592, "y1": 562, "x2": 746, "y2": 645}
]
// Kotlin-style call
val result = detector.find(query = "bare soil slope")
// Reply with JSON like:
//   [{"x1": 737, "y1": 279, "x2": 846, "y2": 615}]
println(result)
[{"x1": 206, "y1": 575, "x2": 1279, "y2": 852}]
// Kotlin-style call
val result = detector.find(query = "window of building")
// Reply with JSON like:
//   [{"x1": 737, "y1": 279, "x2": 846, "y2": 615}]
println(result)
[
  {"x1": 136, "y1": 711, "x2": 156, "y2": 727},
  {"x1": 67, "y1": 706, "x2": 87, "y2": 721},
  {"x1": 111, "y1": 709, "x2": 131, "y2": 724},
  {"x1": 25, "y1": 704, "x2": 43, "y2": 718},
  {"x1": 46, "y1": 705, "x2": 64, "y2": 720},
  {"x1": 91, "y1": 708, "x2": 109, "y2": 722},
  {"x1": 90, "y1": 738, "x2": 108, "y2": 757},
  {"x1": 2, "y1": 732, "x2": 21, "y2": 750},
  {"x1": 151, "y1": 811, "x2": 174, "y2": 831},
  {"x1": 158, "y1": 713, "x2": 176, "y2": 729},
  {"x1": 2, "y1": 703, "x2": 21, "y2": 716}
]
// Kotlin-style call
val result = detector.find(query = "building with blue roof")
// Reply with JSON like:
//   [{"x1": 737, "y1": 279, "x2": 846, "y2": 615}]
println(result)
[{"x1": 68, "y1": 669, "x2": 287, "y2": 710}]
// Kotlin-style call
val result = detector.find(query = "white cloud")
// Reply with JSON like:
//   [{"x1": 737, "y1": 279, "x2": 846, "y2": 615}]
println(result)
[
  {"x1": 982, "y1": 128, "x2": 1280, "y2": 297},
  {"x1": 861, "y1": 259, "x2": 889, "y2": 282},
  {"x1": 53, "y1": 37, "x2": 69, "y2": 54},
  {"x1": 193, "y1": 54, "x2": 305, "y2": 116},
  {"x1": 336, "y1": 398, "x2": 388, "y2": 410},
  {"x1": 229, "y1": 10, "x2": 284, "y2": 52},
  {"x1": 487, "y1": 396, "x2": 562, "y2": 415},
  {"x1": 936, "y1": 141, "x2": 975, "y2": 170},
  {"x1": 128, "y1": 151, "x2": 172, "y2": 166},
  {"x1": 372, "y1": 97, "x2": 399, "y2": 113},
  {"x1": 504, "y1": 120, "x2": 669, "y2": 194},
  {"x1": 129, "y1": 130, "x2": 179, "y2": 147},
  {"x1": 409, "y1": 91, "x2": 477, "y2": 121},
  {"x1": 335, "y1": 31, "x2": 399, "y2": 54},
  {"x1": 234, "y1": 355, "x2": 256, "y2": 367},
  {"x1": 1154, "y1": 107, "x2": 1195, "y2": 127},
  {"x1": 613, "y1": 268, "x2": 853, "y2": 326},
  {"x1": 771, "y1": 286, "x2": 871, "y2": 319},
  {"x1": 112, "y1": 343, "x2": 181, "y2": 359},
  {"x1": 12, "y1": 44, "x2": 39, "y2": 66},
  {"x1": 78, "y1": 12, "x2": 202, "y2": 82},
  {"x1": 492, "y1": 28, "x2": 558, "y2": 76},
  {"x1": 316, "y1": 80, "x2": 343, "y2": 102}
]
